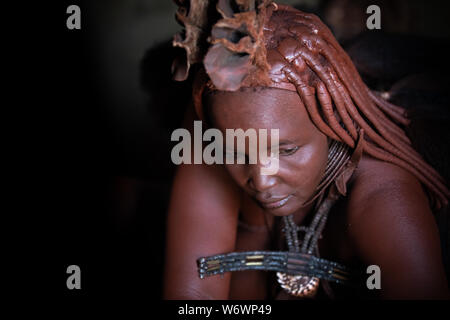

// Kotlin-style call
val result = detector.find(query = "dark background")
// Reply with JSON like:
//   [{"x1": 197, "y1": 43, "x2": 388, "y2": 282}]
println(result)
[{"x1": 30, "y1": 0, "x2": 450, "y2": 300}]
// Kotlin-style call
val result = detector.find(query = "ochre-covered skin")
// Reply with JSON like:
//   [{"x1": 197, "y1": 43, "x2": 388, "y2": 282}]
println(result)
[{"x1": 166, "y1": 0, "x2": 450, "y2": 299}]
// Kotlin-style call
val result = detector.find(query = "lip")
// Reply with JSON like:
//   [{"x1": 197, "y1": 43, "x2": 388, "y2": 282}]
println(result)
[{"x1": 258, "y1": 194, "x2": 293, "y2": 210}]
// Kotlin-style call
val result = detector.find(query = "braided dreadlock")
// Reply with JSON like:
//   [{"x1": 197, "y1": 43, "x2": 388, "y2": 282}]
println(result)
[{"x1": 172, "y1": 0, "x2": 450, "y2": 210}]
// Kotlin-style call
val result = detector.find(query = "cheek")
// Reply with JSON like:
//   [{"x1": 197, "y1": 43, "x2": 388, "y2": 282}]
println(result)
[{"x1": 282, "y1": 141, "x2": 328, "y2": 196}]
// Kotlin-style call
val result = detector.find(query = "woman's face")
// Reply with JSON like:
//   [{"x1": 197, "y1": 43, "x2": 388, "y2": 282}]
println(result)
[{"x1": 207, "y1": 87, "x2": 329, "y2": 216}]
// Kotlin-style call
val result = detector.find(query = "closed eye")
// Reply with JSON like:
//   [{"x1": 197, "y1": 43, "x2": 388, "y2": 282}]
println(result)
[{"x1": 279, "y1": 146, "x2": 299, "y2": 156}]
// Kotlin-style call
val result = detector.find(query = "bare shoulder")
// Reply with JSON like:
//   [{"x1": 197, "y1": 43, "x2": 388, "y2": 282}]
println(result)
[
  {"x1": 346, "y1": 154, "x2": 434, "y2": 242},
  {"x1": 350, "y1": 154, "x2": 426, "y2": 203},
  {"x1": 344, "y1": 154, "x2": 449, "y2": 299}
]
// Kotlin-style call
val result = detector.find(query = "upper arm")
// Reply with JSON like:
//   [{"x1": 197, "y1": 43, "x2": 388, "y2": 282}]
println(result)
[
  {"x1": 163, "y1": 104, "x2": 241, "y2": 299},
  {"x1": 347, "y1": 160, "x2": 450, "y2": 299}
]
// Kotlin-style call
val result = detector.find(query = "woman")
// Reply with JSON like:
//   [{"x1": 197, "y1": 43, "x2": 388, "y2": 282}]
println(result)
[{"x1": 164, "y1": 0, "x2": 450, "y2": 299}]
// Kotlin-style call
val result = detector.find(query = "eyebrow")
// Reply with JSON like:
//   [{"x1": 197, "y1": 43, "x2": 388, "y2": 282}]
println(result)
[
  {"x1": 264, "y1": 140, "x2": 299, "y2": 150},
  {"x1": 224, "y1": 139, "x2": 300, "y2": 152},
  {"x1": 278, "y1": 140, "x2": 296, "y2": 146},
  {"x1": 274, "y1": 139, "x2": 301, "y2": 148}
]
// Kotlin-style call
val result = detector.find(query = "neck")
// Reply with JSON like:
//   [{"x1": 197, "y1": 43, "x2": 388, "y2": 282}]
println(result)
[{"x1": 292, "y1": 199, "x2": 317, "y2": 226}]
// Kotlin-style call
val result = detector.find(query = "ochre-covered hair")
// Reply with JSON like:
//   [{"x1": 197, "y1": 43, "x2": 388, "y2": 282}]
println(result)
[{"x1": 171, "y1": 0, "x2": 450, "y2": 209}]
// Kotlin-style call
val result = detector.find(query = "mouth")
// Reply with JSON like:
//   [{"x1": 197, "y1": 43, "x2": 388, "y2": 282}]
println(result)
[{"x1": 258, "y1": 194, "x2": 293, "y2": 210}]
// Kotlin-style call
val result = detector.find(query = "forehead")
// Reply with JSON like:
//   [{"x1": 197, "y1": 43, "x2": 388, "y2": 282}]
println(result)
[{"x1": 207, "y1": 87, "x2": 315, "y2": 137}]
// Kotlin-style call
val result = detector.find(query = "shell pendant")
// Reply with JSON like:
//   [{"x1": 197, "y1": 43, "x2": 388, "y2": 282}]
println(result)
[{"x1": 276, "y1": 272, "x2": 320, "y2": 298}]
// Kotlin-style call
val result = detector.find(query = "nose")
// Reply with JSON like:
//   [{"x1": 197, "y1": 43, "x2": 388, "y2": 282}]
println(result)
[{"x1": 247, "y1": 164, "x2": 278, "y2": 192}]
